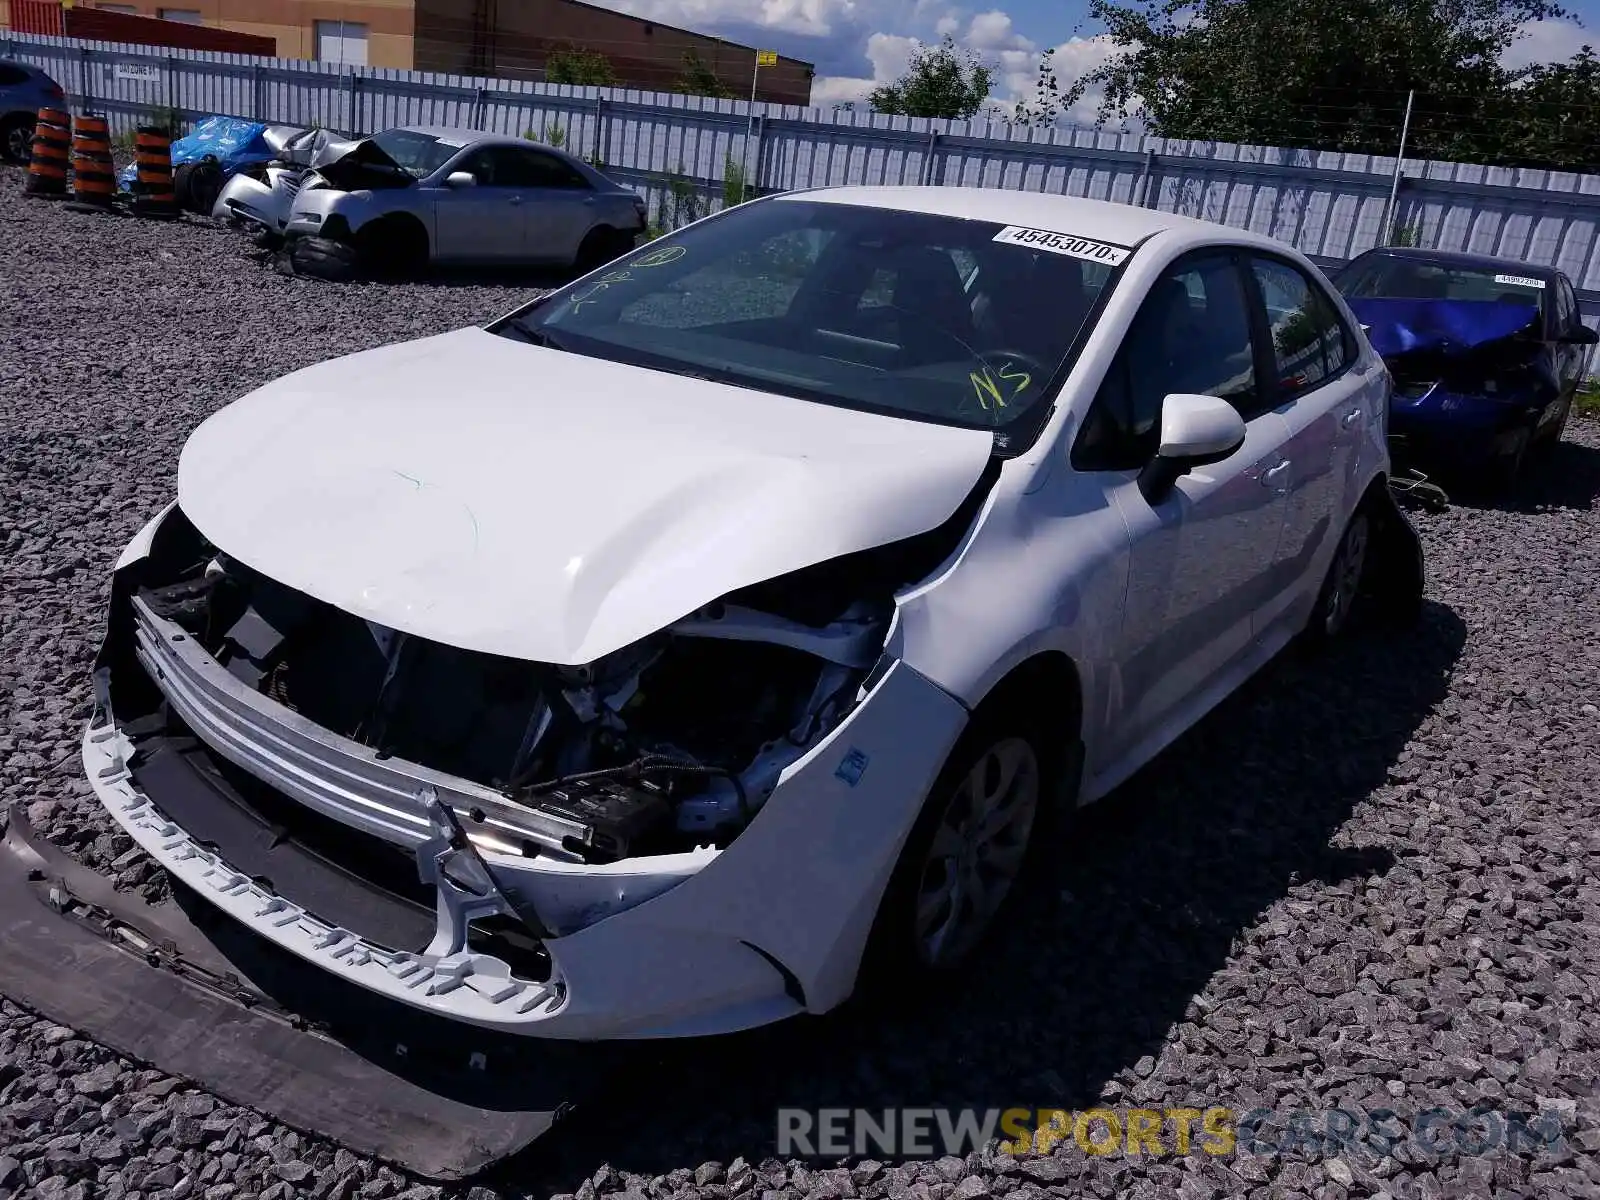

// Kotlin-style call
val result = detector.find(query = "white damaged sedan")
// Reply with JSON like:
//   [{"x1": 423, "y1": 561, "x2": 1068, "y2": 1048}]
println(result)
[{"x1": 83, "y1": 186, "x2": 1422, "y2": 1040}]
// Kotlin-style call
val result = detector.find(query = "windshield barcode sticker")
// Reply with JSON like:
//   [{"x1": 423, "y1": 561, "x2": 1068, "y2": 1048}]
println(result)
[
  {"x1": 992, "y1": 226, "x2": 1131, "y2": 265},
  {"x1": 1494, "y1": 273, "x2": 1545, "y2": 289}
]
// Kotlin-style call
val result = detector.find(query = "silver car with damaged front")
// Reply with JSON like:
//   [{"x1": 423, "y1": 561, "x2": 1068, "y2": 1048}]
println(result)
[{"x1": 281, "y1": 125, "x2": 647, "y2": 273}]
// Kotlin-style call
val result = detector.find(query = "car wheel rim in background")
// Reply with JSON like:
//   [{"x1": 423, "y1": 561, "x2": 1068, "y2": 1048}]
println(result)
[{"x1": 913, "y1": 736, "x2": 1040, "y2": 968}]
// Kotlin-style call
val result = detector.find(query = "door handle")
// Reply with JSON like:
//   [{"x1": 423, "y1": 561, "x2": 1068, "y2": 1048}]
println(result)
[
  {"x1": 1262, "y1": 460, "x2": 1292, "y2": 491},
  {"x1": 509, "y1": 196, "x2": 522, "y2": 205},
  {"x1": 1341, "y1": 408, "x2": 1363, "y2": 428}
]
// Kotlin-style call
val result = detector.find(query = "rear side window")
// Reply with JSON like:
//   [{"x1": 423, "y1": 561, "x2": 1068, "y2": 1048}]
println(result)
[
  {"x1": 1249, "y1": 256, "x2": 1353, "y2": 399},
  {"x1": 1074, "y1": 253, "x2": 1260, "y2": 470},
  {"x1": 0, "y1": 65, "x2": 30, "y2": 86}
]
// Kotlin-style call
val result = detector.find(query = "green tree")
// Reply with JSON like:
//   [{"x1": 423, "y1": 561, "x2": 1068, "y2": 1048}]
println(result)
[
  {"x1": 677, "y1": 51, "x2": 733, "y2": 99},
  {"x1": 1499, "y1": 46, "x2": 1600, "y2": 171},
  {"x1": 869, "y1": 35, "x2": 995, "y2": 119},
  {"x1": 546, "y1": 47, "x2": 617, "y2": 87},
  {"x1": 1020, "y1": 0, "x2": 1583, "y2": 167}
]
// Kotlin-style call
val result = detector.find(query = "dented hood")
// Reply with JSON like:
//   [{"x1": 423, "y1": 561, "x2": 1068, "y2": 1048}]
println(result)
[{"x1": 177, "y1": 327, "x2": 995, "y2": 665}]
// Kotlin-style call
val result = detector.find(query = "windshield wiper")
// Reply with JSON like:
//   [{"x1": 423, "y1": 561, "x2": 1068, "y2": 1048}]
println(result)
[{"x1": 504, "y1": 318, "x2": 570, "y2": 351}]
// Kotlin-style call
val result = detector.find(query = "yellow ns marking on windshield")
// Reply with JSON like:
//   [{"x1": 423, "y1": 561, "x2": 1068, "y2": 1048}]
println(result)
[
  {"x1": 997, "y1": 361, "x2": 1033, "y2": 392},
  {"x1": 971, "y1": 369, "x2": 1007, "y2": 410}
]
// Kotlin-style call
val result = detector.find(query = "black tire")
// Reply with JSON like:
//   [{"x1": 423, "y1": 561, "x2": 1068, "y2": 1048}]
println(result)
[
  {"x1": 1303, "y1": 506, "x2": 1372, "y2": 644},
  {"x1": 860, "y1": 702, "x2": 1059, "y2": 993},
  {"x1": 1489, "y1": 425, "x2": 1532, "y2": 493},
  {"x1": 574, "y1": 226, "x2": 631, "y2": 274},
  {"x1": 1, "y1": 114, "x2": 34, "y2": 165},
  {"x1": 173, "y1": 158, "x2": 223, "y2": 214},
  {"x1": 288, "y1": 235, "x2": 359, "y2": 282},
  {"x1": 354, "y1": 215, "x2": 429, "y2": 279}
]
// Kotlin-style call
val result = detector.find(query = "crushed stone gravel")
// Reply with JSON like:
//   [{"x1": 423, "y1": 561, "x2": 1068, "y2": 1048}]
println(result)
[{"x1": 3, "y1": 164, "x2": 1600, "y2": 1200}]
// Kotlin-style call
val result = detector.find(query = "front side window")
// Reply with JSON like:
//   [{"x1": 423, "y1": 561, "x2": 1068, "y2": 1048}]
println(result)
[
  {"x1": 1250, "y1": 256, "x2": 1353, "y2": 398},
  {"x1": 1556, "y1": 277, "x2": 1578, "y2": 333},
  {"x1": 491, "y1": 199, "x2": 1128, "y2": 433},
  {"x1": 1075, "y1": 254, "x2": 1260, "y2": 470}
]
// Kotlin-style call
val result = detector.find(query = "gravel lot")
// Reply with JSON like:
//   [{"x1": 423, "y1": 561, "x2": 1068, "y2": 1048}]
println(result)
[{"x1": 3, "y1": 163, "x2": 1600, "y2": 1200}]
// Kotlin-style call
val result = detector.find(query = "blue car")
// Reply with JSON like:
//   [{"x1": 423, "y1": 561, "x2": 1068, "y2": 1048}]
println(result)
[
  {"x1": 1334, "y1": 247, "x2": 1597, "y2": 489},
  {"x1": 0, "y1": 60, "x2": 65, "y2": 163}
]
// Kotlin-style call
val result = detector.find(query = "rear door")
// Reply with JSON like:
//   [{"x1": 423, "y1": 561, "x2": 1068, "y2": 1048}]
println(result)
[
  {"x1": 1077, "y1": 250, "x2": 1293, "y2": 768},
  {"x1": 1244, "y1": 254, "x2": 1366, "y2": 634},
  {"x1": 513, "y1": 149, "x2": 598, "y2": 264},
  {"x1": 430, "y1": 147, "x2": 532, "y2": 263}
]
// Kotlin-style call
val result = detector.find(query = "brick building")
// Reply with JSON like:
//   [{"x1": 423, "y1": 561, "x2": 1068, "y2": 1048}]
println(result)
[{"x1": 10, "y1": 0, "x2": 813, "y2": 104}]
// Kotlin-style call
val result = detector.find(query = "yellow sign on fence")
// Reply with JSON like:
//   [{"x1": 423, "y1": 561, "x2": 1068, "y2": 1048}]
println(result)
[{"x1": 756, "y1": 50, "x2": 778, "y2": 66}]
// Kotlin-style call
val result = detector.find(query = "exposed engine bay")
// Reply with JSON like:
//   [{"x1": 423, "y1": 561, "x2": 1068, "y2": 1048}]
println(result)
[{"x1": 117, "y1": 493, "x2": 987, "y2": 868}]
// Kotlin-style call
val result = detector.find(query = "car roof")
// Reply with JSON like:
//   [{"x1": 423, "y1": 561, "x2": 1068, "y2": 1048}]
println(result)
[
  {"x1": 785, "y1": 185, "x2": 1268, "y2": 249},
  {"x1": 1346, "y1": 245, "x2": 1561, "y2": 280},
  {"x1": 392, "y1": 125, "x2": 526, "y2": 150}
]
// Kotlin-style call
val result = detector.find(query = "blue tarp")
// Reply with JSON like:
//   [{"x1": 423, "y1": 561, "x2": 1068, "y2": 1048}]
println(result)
[
  {"x1": 117, "y1": 115, "x2": 277, "y2": 192},
  {"x1": 1346, "y1": 297, "x2": 1540, "y2": 359}
]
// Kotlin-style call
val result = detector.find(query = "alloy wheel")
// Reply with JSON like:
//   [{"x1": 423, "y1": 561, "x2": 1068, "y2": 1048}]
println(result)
[
  {"x1": 913, "y1": 735, "x2": 1041, "y2": 968},
  {"x1": 1323, "y1": 513, "x2": 1370, "y2": 636}
]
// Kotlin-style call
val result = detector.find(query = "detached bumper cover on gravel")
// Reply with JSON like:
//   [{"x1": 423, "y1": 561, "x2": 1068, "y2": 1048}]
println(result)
[{"x1": 0, "y1": 804, "x2": 623, "y2": 1180}]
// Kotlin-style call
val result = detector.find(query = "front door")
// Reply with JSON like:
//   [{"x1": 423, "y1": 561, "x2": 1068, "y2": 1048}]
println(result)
[{"x1": 1076, "y1": 251, "x2": 1293, "y2": 770}]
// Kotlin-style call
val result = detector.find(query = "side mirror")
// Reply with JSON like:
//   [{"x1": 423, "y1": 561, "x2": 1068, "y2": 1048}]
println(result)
[
  {"x1": 1137, "y1": 393, "x2": 1248, "y2": 503},
  {"x1": 1559, "y1": 324, "x2": 1598, "y2": 345},
  {"x1": 444, "y1": 171, "x2": 477, "y2": 189}
]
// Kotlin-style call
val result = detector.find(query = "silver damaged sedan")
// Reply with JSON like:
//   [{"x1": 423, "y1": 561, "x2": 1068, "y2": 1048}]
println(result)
[{"x1": 283, "y1": 125, "x2": 648, "y2": 276}]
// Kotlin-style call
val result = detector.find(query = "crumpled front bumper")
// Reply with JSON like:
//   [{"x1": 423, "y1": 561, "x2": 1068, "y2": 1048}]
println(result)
[
  {"x1": 211, "y1": 168, "x2": 299, "y2": 232},
  {"x1": 1388, "y1": 384, "x2": 1547, "y2": 467},
  {"x1": 87, "y1": 507, "x2": 970, "y2": 1040}
]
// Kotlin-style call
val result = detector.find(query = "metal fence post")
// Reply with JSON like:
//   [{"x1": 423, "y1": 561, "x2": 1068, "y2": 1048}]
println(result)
[
  {"x1": 473, "y1": 86, "x2": 488, "y2": 130},
  {"x1": 593, "y1": 93, "x2": 607, "y2": 166},
  {"x1": 1134, "y1": 148, "x2": 1157, "y2": 207},
  {"x1": 918, "y1": 129, "x2": 941, "y2": 185},
  {"x1": 166, "y1": 56, "x2": 178, "y2": 122},
  {"x1": 1380, "y1": 89, "x2": 1416, "y2": 246},
  {"x1": 78, "y1": 46, "x2": 93, "y2": 111},
  {"x1": 252, "y1": 62, "x2": 263, "y2": 122}
]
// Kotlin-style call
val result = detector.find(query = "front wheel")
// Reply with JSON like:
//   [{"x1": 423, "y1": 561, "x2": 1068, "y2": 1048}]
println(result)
[{"x1": 864, "y1": 716, "x2": 1046, "y2": 985}]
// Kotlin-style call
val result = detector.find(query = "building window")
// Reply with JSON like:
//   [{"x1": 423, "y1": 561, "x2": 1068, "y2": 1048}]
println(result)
[
  {"x1": 158, "y1": 8, "x2": 202, "y2": 22},
  {"x1": 314, "y1": 20, "x2": 369, "y2": 67},
  {"x1": 98, "y1": 3, "x2": 140, "y2": 12}
]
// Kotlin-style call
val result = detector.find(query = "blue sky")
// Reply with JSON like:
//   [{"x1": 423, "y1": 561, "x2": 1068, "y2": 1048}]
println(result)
[{"x1": 599, "y1": 0, "x2": 1597, "y2": 118}]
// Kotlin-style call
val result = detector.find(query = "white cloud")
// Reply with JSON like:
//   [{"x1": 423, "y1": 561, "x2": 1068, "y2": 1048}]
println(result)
[
  {"x1": 1501, "y1": 18, "x2": 1588, "y2": 70},
  {"x1": 811, "y1": 19, "x2": 1130, "y2": 126},
  {"x1": 603, "y1": 0, "x2": 867, "y2": 38}
]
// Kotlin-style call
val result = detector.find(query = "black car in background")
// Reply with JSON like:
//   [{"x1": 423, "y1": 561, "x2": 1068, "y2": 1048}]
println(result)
[{"x1": 1335, "y1": 247, "x2": 1596, "y2": 489}]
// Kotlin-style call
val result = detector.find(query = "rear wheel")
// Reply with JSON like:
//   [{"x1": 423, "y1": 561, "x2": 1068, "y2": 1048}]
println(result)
[
  {"x1": 1, "y1": 114, "x2": 34, "y2": 164},
  {"x1": 574, "y1": 226, "x2": 631, "y2": 274},
  {"x1": 1306, "y1": 508, "x2": 1370, "y2": 643}
]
